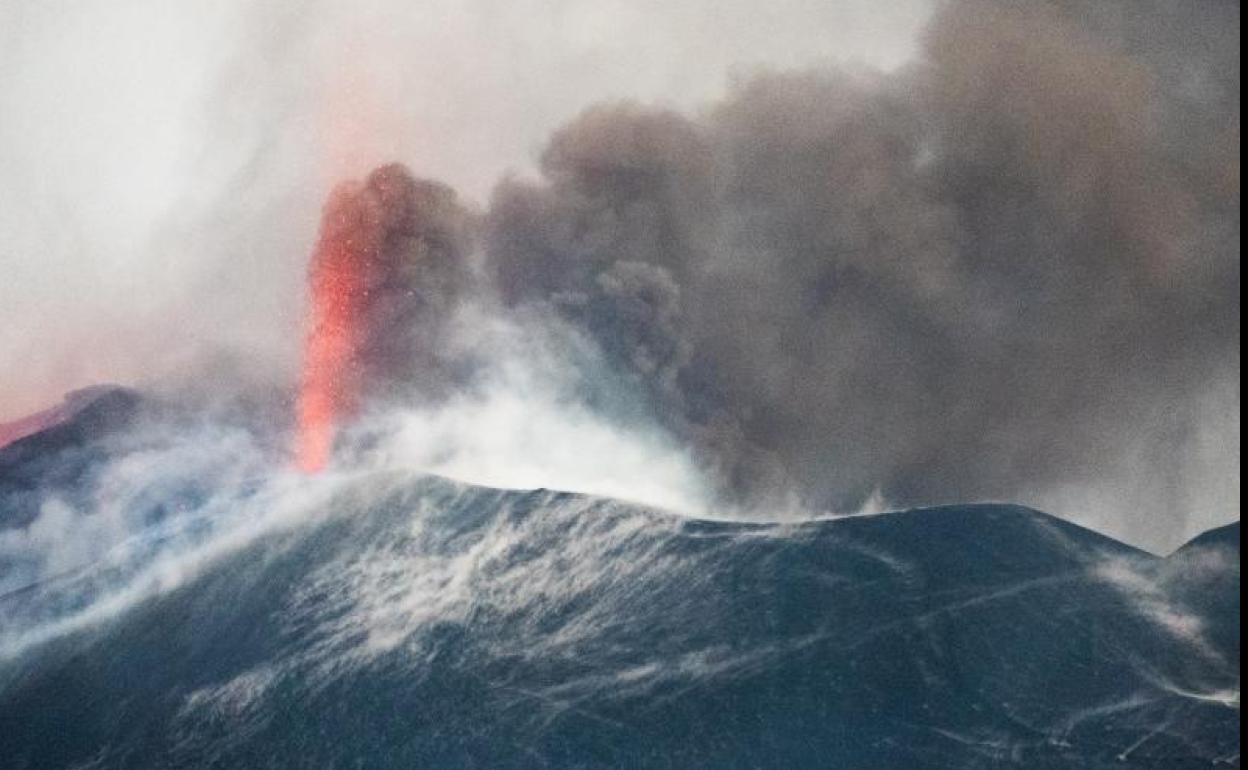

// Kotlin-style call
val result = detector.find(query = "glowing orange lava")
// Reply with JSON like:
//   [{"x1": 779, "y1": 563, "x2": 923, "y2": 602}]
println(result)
[{"x1": 294, "y1": 189, "x2": 376, "y2": 473}]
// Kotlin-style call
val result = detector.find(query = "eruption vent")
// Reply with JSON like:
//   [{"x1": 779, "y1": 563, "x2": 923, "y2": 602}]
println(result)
[{"x1": 294, "y1": 164, "x2": 470, "y2": 472}]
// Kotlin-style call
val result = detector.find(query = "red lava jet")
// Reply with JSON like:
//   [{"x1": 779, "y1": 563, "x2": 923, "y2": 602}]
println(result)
[
  {"x1": 295, "y1": 183, "x2": 377, "y2": 473},
  {"x1": 293, "y1": 164, "x2": 468, "y2": 473}
]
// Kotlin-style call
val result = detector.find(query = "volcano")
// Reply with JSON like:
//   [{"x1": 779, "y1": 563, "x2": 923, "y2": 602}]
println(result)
[{"x1": 0, "y1": 390, "x2": 1239, "y2": 769}]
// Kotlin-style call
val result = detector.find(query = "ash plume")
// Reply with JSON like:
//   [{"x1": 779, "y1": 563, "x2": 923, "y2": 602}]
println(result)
[
  {"x1": 478, "y1": 0, "x2": 1240, "y2": 546},
  {"x1": 0, "y1": 0, "x2": 1238, "y2": 550}
]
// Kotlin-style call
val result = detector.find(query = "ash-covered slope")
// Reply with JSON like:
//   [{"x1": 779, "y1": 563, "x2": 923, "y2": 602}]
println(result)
[
  {"x1": 0, "y1": 387, "x2": 146, "y2": 531},
  {"x1": 0, "y1": 398, "x2": 1239, "y2": 769},
  {"x1": 1162, "y1": 522, "x2": 1241, "y2": 674}
]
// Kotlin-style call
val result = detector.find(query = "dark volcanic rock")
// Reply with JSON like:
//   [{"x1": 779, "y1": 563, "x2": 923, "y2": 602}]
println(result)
[
  {"x1": 0, "y1": 462, "x2": 1238, "y2": 769},
  {"x1": 0, "y1": 387, "x2": 147, "y2": 531}
]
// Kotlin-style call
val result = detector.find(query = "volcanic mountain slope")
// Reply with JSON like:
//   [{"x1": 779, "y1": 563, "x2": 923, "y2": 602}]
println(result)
[
  {"x1": 0, "y1": 387, "x2": 146, "y2": 530},
  {"x1": 0, "y1": 392, "x2": 1240, "y2": 769}
]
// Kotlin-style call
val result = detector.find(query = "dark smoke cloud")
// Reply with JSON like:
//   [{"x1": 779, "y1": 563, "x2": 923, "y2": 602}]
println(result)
[
  {"x1": 313, "y1": 163, "x2": 474, "y2": 404},
  {"x1": 471, "y1": 0, "x2": 1240, "y2": 547}
]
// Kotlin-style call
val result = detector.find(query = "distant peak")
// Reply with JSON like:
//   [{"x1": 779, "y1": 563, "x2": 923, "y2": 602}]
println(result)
[
  {"x1": 1171, "y1": 521, "x2": 1241, "y2": 559},
  {"x1": 0, "y1": 385, "x2": 143, "y2": 454}
]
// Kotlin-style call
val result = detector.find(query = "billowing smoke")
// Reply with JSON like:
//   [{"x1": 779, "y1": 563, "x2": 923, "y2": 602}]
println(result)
[
  {"x1": 471, "y1": 0, "x2": 1240, "y2": 546},
  {"x1": 1, "y1": 0, "x2": 1239, "y2": 551}
]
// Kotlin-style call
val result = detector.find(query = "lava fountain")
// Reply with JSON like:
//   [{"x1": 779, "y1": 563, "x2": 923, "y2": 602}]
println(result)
[
  {"x1": 293, "y1": 163, "x2": 469, "y2": 473},
  {"x1": 294, "y1": 183, "x2": 379, "y2": 473}
]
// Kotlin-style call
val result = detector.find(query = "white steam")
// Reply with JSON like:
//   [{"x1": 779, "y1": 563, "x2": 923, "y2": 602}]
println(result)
[{"x1": 348, "y1": 305, "x2": 714, "y2": 513}]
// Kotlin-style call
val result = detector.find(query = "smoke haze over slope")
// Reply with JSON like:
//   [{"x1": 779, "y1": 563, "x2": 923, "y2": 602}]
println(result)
[{"x1": 0, "y1": 0, "x2": 1239, "y2": 550}]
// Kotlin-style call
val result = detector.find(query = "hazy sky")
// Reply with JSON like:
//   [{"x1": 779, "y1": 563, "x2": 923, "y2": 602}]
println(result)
[{"x1": 0, "y1": 0, "x2": 932, "y2": 421}]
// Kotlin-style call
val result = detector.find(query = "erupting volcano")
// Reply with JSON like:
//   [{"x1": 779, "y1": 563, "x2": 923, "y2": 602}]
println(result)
[{"x1": 294, "y1": 164, "x2": 470, "y2": 472}]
